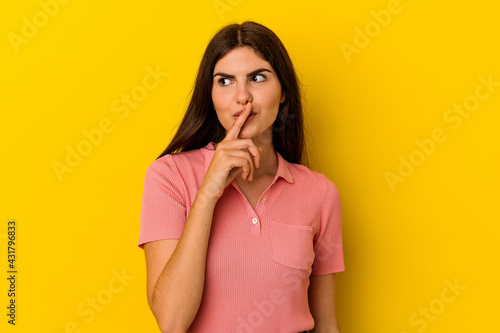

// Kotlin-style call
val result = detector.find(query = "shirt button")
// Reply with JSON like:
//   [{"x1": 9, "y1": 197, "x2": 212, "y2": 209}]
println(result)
[
  {"x1": 252, "y1": 218, "x2": 258, "y2": 224},
  {"x1": 262, "y1": 198, "x2": 267, "y2": 204}
]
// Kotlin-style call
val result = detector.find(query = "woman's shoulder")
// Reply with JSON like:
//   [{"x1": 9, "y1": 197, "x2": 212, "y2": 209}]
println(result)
[
  {"x1": 286, "y1": 162, "x2": 340, "y2": 199},
  {"x1": 287, "y1": 161, "x2": 337, "y2": 184},
  {"x1": 145, "y1": 146, "x2": 207, "y2": 179}
]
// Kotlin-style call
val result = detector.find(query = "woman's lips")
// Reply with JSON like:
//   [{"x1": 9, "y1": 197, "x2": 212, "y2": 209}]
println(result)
[{"x1": 244, "y1": 113, "x2": 256, "y2": 122}]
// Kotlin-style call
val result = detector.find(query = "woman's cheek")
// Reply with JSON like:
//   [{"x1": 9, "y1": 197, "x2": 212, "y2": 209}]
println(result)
[{"x1": 216, "y1": 108, "x2": 233, "y2": 131}]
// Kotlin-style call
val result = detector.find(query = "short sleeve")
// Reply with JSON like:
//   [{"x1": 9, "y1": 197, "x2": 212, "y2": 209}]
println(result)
[
  {"x1": 138, "y1": 156, "x2": 187, "y2": 249},
  {"x1": 311, "y1": 176, "x2": 345, "y2": 275}
]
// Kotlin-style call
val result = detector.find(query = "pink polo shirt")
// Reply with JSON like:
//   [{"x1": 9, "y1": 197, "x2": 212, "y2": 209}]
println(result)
[{"x1": 138, "y1": 142, "x2": 344, "y2": 332}]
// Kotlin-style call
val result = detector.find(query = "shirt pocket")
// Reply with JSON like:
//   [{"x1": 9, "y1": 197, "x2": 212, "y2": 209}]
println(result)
[{"x1": 271, "y1": 220, "x2": 315, "y2": 271}]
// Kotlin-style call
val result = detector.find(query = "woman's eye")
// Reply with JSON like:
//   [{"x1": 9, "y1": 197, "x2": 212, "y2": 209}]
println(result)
[
  {"x1": 252, "y1": 74, "x2": 266, "y2": 82},
  {"x1": 219, "y1": 78, "x2": 232, "y2": 86}
]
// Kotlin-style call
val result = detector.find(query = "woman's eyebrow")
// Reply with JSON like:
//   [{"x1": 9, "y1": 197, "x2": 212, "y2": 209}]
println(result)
[{"x1": 213, "y1": 68, "x2": 272, "y2": 78}]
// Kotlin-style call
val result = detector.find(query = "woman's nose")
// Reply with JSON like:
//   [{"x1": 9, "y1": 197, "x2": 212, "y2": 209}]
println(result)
[{"x1": 236, "y1": 83, "x2": 252, "y2": 105}]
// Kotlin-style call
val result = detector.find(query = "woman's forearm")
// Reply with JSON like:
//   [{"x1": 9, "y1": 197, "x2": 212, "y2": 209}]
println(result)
[{"x1": 150, "y1": 190, "x2": 217, "y2": 332}]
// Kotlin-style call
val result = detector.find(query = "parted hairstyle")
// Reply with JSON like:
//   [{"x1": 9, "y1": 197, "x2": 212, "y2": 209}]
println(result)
[{"x1": 157, "y1": 21, "x2": 307, "y2": 166}]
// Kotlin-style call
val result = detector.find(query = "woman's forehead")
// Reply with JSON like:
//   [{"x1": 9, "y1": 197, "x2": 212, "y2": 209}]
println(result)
[{"x1": 213, "y1": 46, "x2": 271, "y2": 74}]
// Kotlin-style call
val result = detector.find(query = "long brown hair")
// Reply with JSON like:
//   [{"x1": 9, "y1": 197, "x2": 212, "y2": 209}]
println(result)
[{"x1": 157, "y1": 21, "x2": 307, "y2": 165}]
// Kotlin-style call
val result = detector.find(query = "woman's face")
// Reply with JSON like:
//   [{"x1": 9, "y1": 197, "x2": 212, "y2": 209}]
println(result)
[{"x1": 212, "y1": 46, "x2": 285, "y2": 143}]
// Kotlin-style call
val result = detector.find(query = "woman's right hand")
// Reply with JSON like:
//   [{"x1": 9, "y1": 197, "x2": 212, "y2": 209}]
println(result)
[{"x1": 198, "y1": 102, "x2": 262, "y2": 202}]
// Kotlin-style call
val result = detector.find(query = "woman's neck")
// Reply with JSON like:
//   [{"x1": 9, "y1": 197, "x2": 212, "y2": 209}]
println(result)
[{"x1": 252, "y1": 141, "x2": 278, "y2": 180}]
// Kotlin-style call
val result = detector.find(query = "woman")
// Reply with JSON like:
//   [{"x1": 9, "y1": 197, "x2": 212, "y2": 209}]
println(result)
[{"x1": 138, "y1": 21, "x2": 344, "y2": 332}]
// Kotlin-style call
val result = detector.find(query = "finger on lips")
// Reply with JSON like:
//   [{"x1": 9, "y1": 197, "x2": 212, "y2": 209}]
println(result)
[
  {"x1": 225, "y1": 102, "x2": 252, "y2": 141},
  {"x1": 218, "y1": 102, "x2": 261, "y2": 180}
]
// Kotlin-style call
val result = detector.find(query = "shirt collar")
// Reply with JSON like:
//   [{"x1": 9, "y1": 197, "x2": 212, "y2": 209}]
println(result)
[{"x1": 201, "y1": 142, "x2": 294, "y2": 184}]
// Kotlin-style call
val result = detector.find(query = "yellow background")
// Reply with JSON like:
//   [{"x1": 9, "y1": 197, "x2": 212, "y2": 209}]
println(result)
[{"x1": 1, "y1": 0, "x2": 499, "y2": 332}]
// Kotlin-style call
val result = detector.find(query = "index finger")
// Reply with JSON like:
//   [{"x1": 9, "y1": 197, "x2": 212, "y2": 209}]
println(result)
[{"x1": 223, "y1": 102, "x2": 252, "y2": 141}]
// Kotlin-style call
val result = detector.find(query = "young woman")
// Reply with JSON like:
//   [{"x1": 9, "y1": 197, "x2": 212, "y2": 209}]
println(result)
[{"x1": 138, "y1": 21, "x2": 344, "y2": 332}]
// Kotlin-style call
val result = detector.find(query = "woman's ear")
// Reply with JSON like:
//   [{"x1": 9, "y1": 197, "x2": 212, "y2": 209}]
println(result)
[{"x1": 280, "y1": 91, "x2": 286, "y2": 104}]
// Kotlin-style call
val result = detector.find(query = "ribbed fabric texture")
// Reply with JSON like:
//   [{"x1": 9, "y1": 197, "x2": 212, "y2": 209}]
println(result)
[{"x1": 138, "y1": 142, "x2": 344, "y2": 332}]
